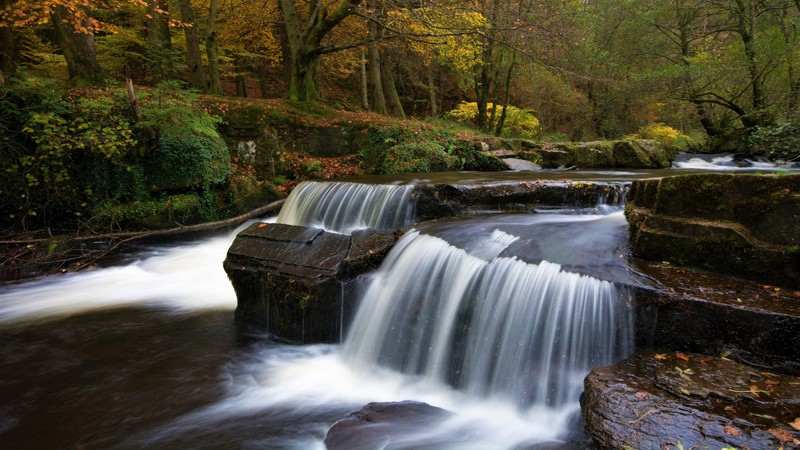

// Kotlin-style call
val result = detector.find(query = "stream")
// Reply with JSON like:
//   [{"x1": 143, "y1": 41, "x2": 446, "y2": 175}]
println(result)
[{"x1": 1, "y1": 154, "x2": 797, "y2": 449}]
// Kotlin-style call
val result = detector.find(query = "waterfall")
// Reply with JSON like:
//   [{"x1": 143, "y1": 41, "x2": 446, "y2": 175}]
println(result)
[
  {"x1": 276, "y1": 181, "x2": 415, "y2": 234},
  {"x1": 342, "y1": 229, "x2": 633, "y2": 409}
]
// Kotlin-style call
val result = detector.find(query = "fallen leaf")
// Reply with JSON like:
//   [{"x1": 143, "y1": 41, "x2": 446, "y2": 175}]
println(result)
[
  {"x1": 258, "y1": 223, "x2": 267, "y2": 228},
  {"x1": 676, "y1": 352, "x2": 689, "y2": 361},
  {"x1": 790, "y1": 418, "x2": 800, "y2": 431},
  {"x1": 725, "y1": 405, "x2": 737, "y2": 414},
  {"x1": 655, "y1": 353, "x2": 667, "y2": 360},
  {"x1": 634, "y1": 391, "x2": 648, "y2": 399},
  {"x1": 724, "y1": 425, "x2": 740, "y2": 437},
  {"x1": 768, "y1": 428, "x2": 796, "y2": 444},
  {"x1": 750, "y1": 385, "x2": 761, "y2": 398}
]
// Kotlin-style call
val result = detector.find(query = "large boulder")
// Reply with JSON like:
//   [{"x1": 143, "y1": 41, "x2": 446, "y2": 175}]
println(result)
[
  {"x1": 582, "y1": 351, "x2": 800, "y2": 450},
  {"x1": 626, "y1": 173, "x2": 800, "y2": 288},
  {"x1": 223, "y1": 223, "x2": 396, "y2": 342}
]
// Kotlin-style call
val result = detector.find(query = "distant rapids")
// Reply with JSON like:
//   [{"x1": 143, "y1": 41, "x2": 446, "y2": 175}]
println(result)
[{"x1": 276, "y1": 181, "x2": 415, "y2": 234}]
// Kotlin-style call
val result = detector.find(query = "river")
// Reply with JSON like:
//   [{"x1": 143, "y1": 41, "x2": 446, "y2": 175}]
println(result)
[{"x1": 0, "y1": 154, "x2": 796, "y2": 449}]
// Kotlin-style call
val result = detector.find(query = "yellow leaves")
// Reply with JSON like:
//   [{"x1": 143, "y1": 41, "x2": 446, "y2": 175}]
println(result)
[
  {"x1": 790, "y1": 418, "x2": 800, "y2": 431},
  {"x1": 386, "y1": 6, "x2": 486, "y2": 72}
]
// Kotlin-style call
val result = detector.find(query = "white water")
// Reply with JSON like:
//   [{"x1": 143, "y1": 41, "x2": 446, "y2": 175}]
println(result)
[
  {"x1": 673, "y1": 153, "x2": 800, "y2": 171},
  {"x1": 0, "y1": 223, "x2": 266, "y2": 324},
  {"x1": 276, "y1": 181, "x2": 415, "y2": 234},
  {"x1": 343, "y1": 231, "x2": 633, "y2": 410}
]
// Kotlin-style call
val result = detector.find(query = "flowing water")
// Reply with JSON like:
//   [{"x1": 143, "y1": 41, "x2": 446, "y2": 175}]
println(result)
[{"x1": 1, "y1": 158, "x2": 760, "y2": 449}]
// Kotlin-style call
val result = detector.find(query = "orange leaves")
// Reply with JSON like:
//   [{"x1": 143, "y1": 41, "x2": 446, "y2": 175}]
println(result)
[
  {"x1": 768, "y1": 427, "x2": 799, "y2": 445},
  {"x1": 723, "y1": 425, "x2": 740, "y2": 437}
]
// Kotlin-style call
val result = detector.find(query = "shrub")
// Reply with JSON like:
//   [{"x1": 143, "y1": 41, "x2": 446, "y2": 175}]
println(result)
[
  {"x1": 445, "y1": 102, "x2": 541, "y2": 138},
  {"x1": 360, "y1": 125, "x2": 506, "y2": 174},
  {"x1": 145, "y1": 129, "x2": 232, "y2": 191},
  {"x1": 749, "y1": 121, "x2": 800, "y2": 161},
  {"x1": 635, "y1": 123, "x2": 700, "y2": 152}
]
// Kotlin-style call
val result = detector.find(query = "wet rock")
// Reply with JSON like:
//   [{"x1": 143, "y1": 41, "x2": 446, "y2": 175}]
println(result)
[
  {"x1": 626, "y1": 173, "x2": 800, "y2": 288},
  {"x1": 634, "y1": 267, "x2": 800, "y2": 374},
  {"x1": 412, "y1": 182, "x2": 627, "y2": 221},
  {"x1": 581, "y1": 351, "x2": 800, "y2": 450},
  {"x1": 324, "y1": 401, "x2": 453, "y2": 450},
  {"x1": 224, "y1": 223, "x2": 396, "y2": 343}
]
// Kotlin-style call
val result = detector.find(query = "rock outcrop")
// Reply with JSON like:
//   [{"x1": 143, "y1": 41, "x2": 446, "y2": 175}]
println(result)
[
  {"x1": 626, "y1": 173, "x2": 800, "y2": 288},
  {"x1": 582, "y1": 351, "x2": 800, "y2": 450},
  {"x1": 223, "y1": 223, "x2": 396, "y2": 343}
]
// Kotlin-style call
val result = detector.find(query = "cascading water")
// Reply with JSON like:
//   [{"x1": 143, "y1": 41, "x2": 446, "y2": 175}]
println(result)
[
  {"x1": 276, "y1": 181, "x2": 415, "y2": 234},
  {"x1": 342, "y1": 229, "x2": 633, "y2": 411}
]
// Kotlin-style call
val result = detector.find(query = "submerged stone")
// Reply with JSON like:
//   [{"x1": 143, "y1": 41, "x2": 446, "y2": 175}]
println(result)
[
  {"x1": 582, "y1": 351, "x2": 800, "y2": 450},
  {"x1": 223, "y1": 223, "x2": 396, "y2": 343},
  {"x1": 626, "y1": 173, "x2": 800, "y2": 288},
  {"x1": 324, "y1": 401, "x2": 453, "y2": 450}
]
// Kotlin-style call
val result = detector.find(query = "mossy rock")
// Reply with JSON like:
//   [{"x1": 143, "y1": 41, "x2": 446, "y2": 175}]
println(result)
[
  {"x1": 145, "y1": 129, "x2": 232, "y2": 192},
  {"x1": 626, "y1": 173, "x2": 800, "y2": 288}
]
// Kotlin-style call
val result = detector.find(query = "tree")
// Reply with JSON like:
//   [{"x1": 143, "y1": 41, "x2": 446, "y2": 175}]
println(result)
[
  {"x1": 177, "y1": 0, "x2": 206, "y2": 90},
  {"x1": 277, "y1": 0, "x2": 362, "y2": 101}
]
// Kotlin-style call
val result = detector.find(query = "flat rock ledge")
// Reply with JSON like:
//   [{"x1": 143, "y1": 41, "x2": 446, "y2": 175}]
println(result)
[
  {"x1": 581, "y1": 351, "x2": 800, "y2": 450},
  {"x1": 412, "y1": 181, "x2": 626, "y2": 221},
  {"x1": 223, "y1": 223, "x2": 396, "y2": 343},
  {"x1": 626, "y1": 173, "x2": 800, "y2": 288}
]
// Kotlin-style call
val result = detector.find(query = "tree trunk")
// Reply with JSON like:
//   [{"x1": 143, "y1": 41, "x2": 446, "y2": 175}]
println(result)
[
  {"x1": 360, "y1": 49, "x2": 369, "y2": 110},
  {"x1": 257, "y1": 63, "x2": 270, "y2": 98},
  {"x1": 495, "y1": 57, "x2": 516, "y2": 136},
  {"x1": 734, "y1": 0, "x2": 765, "y2": 126},
  {"x1": 367, "y1": 22, "x2": 386, "y2": 114},
  {"x1": 177, "y1": 0, "x2": 206, "y2": 91},
  {"x1": 278, "y1": 0, "x2": 361, "y2": 102},
  {"x1": 206, "y1": 0, "x2": 222, "y2": 95},
  {"x1": 426, "y1": 66, "x2": 438, "y2": 116},
  {"x1": 380, "y1": 54, "x2": 404, "y2": 118},
  {"x1": 146, "y1": 0, "x2": 173, "y2": 81},
  {"x1": 0, "y1": 0, "x2": 17, "y2": 80},
  {"x1": 50, "y1": 6, "x2": 104, "y2": 83},
  {"x1": 235, "y1": 57, "x2": 248, "y2": 97},
  {"x1": 779, "y1": 4, "x2": 799, "y2": 113}
]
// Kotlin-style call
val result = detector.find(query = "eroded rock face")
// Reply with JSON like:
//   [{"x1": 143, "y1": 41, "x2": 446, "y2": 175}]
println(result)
[
  {"x1": 626, "y1": 173, "x2": 800, "y2": 288},
  {"x1": 581, "y1": 351, "x2": 800, "y2": 450},
  {"x1": 223, "y1": 223, "x2": 396, "y2": 343}
]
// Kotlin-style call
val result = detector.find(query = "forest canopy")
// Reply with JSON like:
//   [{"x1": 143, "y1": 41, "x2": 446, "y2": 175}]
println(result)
[{"x1": 0, "y1": 0, "x2": 798, "y2": 145}]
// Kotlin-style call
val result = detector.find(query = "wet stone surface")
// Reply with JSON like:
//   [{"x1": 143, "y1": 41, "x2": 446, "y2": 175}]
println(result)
[
  {"x1": 634, "y1": 261, "x2": 800, "y2": 375},
  {"x1": 324, "y1": 401, "x2": 453, "y2": 450},
  {"x1": 582, "y1": 351, "x2": 800, "y2": 450},
  {"x1": 224, "y1": 223, "x2": 396, "y2": 343}
]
